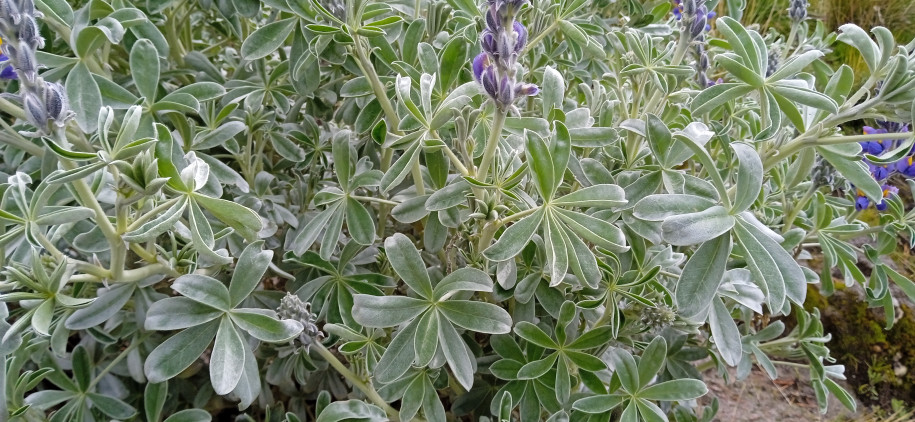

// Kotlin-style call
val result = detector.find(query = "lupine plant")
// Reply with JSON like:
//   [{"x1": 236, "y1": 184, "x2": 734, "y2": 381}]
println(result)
[{"x1": 3, "y1": 0, "x2": 915, "y2": 420}]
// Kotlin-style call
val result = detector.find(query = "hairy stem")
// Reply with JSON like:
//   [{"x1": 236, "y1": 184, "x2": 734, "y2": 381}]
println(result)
[
  {"x1": 313, "y1": 342, "x2": 400, "y2": 420},
  {"x1": 476, "y1": 110, "x2": 507, "y2": 182}
]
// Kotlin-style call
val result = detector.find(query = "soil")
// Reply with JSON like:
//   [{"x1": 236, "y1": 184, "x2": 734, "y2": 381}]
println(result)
[{"x1": 701, "y1": 366, "x2": 859, "y2": 421}]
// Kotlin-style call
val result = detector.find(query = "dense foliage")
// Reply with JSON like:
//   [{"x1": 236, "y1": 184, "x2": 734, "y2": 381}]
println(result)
[{"x1": 2, "y1": 0, "x2": 915, "y2": 420}]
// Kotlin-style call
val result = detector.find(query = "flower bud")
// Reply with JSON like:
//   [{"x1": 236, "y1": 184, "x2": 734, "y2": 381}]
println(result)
[
  {"x1": 481, "y1": 67, "x2": 499, "y2": 99},
  {"x1": 513, "y1": 21, "x2": 527, "y2": 52},
  {"x1": 682, "y1": 0, "x2": 696, "y2": 16},
  {"x1": 17, "y1": 0, "x2": 36, "y2": 15},
  {"x1": 278, "y1": 293, "x2": 324, "y2": 351},
  {"x1": 497, "y1": 74, "x2": 514, "y2": 106},
  {"x1": 497, "y1": 30, "x2": 514, "y2": 61},
  {"x1": 22, "y1": 90, "x2": 45, "y2": 129},
  {"x1": 515, "y1": 83, "x2": 539, "y2": 96},
  {"x1": 690, "y1": 13, "x2": 707, "y2": 38},
  {"x1": 0, "y1": 0, "x2": 16, "y2": 25},
  {"x1": 788, "y1": 0, "x2": 808, "y2": 22},
  {"x1": 485, "y1": 5, "x2": 500, "y2": 32},
  {"x1": 44, "y1": 82, "x2": 68, "y2": 121},
  {"x1": 473, "y1": 53, "x2": 488, "y2": 82},
  {"x1": 15, "y1": 41, "x2": 36, "y2": 81},
  {"x1": 17, "y1": 14, "x2": 41, "y2": 49},
  {"x1": 481, "y1": 30, "x2": 497, "y2": 55}
]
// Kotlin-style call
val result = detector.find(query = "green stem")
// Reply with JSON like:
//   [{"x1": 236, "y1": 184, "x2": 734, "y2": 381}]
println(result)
[
  {"x1": 352, "y1": 40, "x2": 401, "y2": 136},
  {"x1": 88, "y1": 334, "x2": 149, "y2": 390},
  {"x1": 70, "y1": 262, "x2": 178, "y2": 283},
  {"x1": 476, "y1": 221, "x2": 499, "y2": 255},
  {"x1": 783, "y1": 25, "x2": 798, "y2": 62},
  {"x1": 762, "y1": 99, "x2": 882, "y2": 170},
  {"x1": 834, "y1": 225, "x2": 887, "y2": 240},
  {"x1": 125, "y1": 197, "x2": 182, "y2": 232},
  {"x1": 313, "y1": 342, "x2": 399, "y2": 420},
  {"x1": 499, "y1": 206, "x2": 539, "y2": 225},
  {"x1": 351, "y1": 195, "x2": 400, "y2": 206},
  {"x1": 813, "y1": 132, "x2": 914, "y2": 145},
  {"x1": 782, "y1": 183, "x2": 817, "y2": 233},
  {"x1": 476, "y1": 110, "x2": 507, "y2": 182},
  {"x1": 0, "y1": 97, "x2": 27, "y2": 121},
  {"x1": 671, "y1": 30, "x2": 691, "y2": 66},
  {"x1": 519, "y1": 20, "x2": 560, "y2": 56},
  {"x1": 411, "y1": 160, "x2": 426, "y2": 196},
  {"x1": 430, "y1": 129, "x2": 469, "y2": 176},
  {"x1": 0, "y1": 119, "x2": 43, "y2": 156},
  {"x1": 350, "y1": 34, "x2": 400, "y2": 237}
]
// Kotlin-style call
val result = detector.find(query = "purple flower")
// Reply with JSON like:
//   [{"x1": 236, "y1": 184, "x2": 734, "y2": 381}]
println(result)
[
  {"x1": 481, "y1": 31, "x2": 497, "y2": 56},
  {"x1": 896, "y1": 155, "x2": 915, "y2": 177},
  {"x1": 515, "y1": 83, "x2": 539, "y2": 96},
  {"x1": 876, "y1": 185, "x2": 899, "y2": 211},
  {"x1": 0, "y1": 51, "x2": 15, "y2": 80},
  {"x1": 672, "y1": 0, "x2": 715, "y2": 33},
  {"x1": 672, "y1": 0, "x2": 683, "y2": 19},
  {"x1": 473, "y1": 0, "x2": 534, "y2": 110},
  {"x1": 861, "y1": 126, "x2": 889, "y2": 155},
  {"x1": 876, "y1": 120, "x2": 909, "y2": 134},
  {"x1": 855, "y1": 194, "x2": 870, "y2": 211},
  {"x1": 869, "y1": 162, "x2": 890, "y2": 181},
  {"x1": 473, "y1": 53, "x2": 488, "y2": 82},
  {"x1": 481, "y1": 67, "x2": 499, "y2": 99},
  {"x1": 513, "y1": 21, "x2": 527, "y2": 52},
  {"x1": 0, "y1": 65, "x2": 14, "y2": 79}
]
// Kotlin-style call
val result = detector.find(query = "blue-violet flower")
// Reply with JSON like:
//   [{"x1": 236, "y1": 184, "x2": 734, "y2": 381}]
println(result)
[{"x1": 473, "y1": 0, "x2": 538, "y2": 110}]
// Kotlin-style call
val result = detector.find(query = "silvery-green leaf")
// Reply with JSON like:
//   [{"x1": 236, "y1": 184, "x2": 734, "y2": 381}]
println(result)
[
  {"x1": 145, "y1": 321, "x2": 219, "y2": 383},
  {"x1": 676, "y1": 232, "x2": 731, "y2": 320},
  {"x1": 438, "y1": 316, "x2": 475, "y2": 390},
  {"x1": 542, "y1": 66, "x2": 565, "y2": 116},
  {"x1": 384, "y1": 233, "x2": 433, "y2": 298},
  {"x1": 708, "y1": 297, "x2": 743, "y2": 366},
  {"x1": 210, "y1": 316, "x2": 246, "y2": 395},
  {"x1": 661, "y1": 206, "x2": 735, "y2": 246},
  {"x1": 352, "y1": 294, "x2": 429, "y2": 328},
  {"x1": 553, "y1": 184, "x2": 626, "y2": 208},
  {"x1": 633, "y1": 194, "x2": 717, "y2": 221},
  {"x1": 484, "y1": 207, "x2": 545, "y2": 261},
  {"x1": 730, "y1": 142, "x2": 763, "y2": 213}
]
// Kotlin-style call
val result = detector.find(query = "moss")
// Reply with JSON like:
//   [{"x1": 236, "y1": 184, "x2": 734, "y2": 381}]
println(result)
[
  {"x1": 806, "y1": 287, "x2": 915, "y2": 408},
  {"x1": 858, "y1": 208, "x2": 882, "y2": 227}
]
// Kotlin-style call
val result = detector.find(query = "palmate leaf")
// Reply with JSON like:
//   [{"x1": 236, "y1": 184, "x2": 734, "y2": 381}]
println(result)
[
  {"x1": 352, "y1": 235, "x2": 509, "y2": 389},
  {"x1": 484, "y1": 125, "x2": 628, "y2": 286}
]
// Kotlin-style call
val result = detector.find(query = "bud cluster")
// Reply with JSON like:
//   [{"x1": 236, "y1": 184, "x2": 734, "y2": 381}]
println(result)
[
  {"x1": 766, "y1": 49, "x2": 779, "y2": 78},
  {"x1": 278, "y1": 293, "x2": 325, "y2": 351},
  {"x1": 788, "y1": 0, "x2": 808, "y2": 23},
  {"x1": 810, "y1": 156, "x2": 835, "y2": 189},
  {"x1": 694, "y1": 43, "x2": 710, "y2": 87},
  {"x1": 0, "y1": 0, "x2": 73, "y2": 135},
  {"x1": 673, "y1": 0, "x2": 715, "y2": 42},
  {"x1": 472, "y1": 0, "x2": 538, "y2": 111},
  {"x1": 674, "y1": 0, "x2": 717, "y2": 87}
]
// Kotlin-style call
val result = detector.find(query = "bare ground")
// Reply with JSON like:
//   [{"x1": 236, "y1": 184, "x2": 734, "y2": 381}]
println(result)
[{"x1": 701, "y1": 367, "x2": 859, "y2": 421}]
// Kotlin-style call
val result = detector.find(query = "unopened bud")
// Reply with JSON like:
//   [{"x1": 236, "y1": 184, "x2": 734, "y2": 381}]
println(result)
[
  {"x1": 44, "y1": 82, "x2": 68, "y2": 122},
  {"x1": 513, "y1": 21, "x2": 527, "y2": 52},
  {"x1": 22, "y1": 91, "x2": 45, "y2": 129}
]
